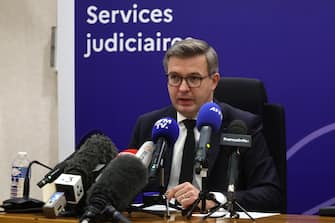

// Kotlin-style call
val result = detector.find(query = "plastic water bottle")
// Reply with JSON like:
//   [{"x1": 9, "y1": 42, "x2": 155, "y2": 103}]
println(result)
[{"x1": 10, "y1": 152, "x2": 30, "y2": 198}]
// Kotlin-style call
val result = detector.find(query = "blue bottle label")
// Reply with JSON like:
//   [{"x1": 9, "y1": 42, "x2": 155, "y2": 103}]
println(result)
[{"x1": 11, "y1": 166, "x2": 28, "y2": 198}]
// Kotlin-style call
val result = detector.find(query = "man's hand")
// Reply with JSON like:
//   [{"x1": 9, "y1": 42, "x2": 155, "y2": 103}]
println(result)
[
  {"x1": 166, "y1": 182, "x2": 220, "y2": 210},
  {"x1": 165, "y1": 182, "x2": 199, "y2": 208}
]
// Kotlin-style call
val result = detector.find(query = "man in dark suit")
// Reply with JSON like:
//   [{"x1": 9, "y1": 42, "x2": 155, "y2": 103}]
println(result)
[{"x1": 129, "y1": 38, "x2": 282, "y2": 212}]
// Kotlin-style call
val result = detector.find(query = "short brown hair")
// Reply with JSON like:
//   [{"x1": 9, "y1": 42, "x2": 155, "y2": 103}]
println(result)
[{"x1": 163, "y1": 38, "x2": 219, "y2": 75}]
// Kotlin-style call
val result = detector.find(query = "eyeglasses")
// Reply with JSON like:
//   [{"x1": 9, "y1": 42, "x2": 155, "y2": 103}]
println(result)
[{"x1": 166, "y1": 73, "x2": 211, "y2": 88}]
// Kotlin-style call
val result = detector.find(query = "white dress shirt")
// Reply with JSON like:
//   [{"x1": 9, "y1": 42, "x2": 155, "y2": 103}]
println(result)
[{"x1": 167, "y1": 112, "x2": 201, "y2": 190}]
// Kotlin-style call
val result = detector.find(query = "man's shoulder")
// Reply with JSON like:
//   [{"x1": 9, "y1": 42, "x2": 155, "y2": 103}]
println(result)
[
  {"x1": 138, "y1": 106, "x2": 176, "y2": 122},
  {"x1": 129, "y1": 106, "x2": 177, "y2": 147}
]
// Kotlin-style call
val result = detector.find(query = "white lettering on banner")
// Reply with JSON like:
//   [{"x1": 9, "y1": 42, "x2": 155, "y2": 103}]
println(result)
[
  {"x1": 86, "y1": 4, "x2": 173, "y2": 24},
  {"x1": 83, "y1": 4, "x2": 180, "y2": 57},
  {"x1": 84, "y1": 32, "x2": 183, "y2": 58}
]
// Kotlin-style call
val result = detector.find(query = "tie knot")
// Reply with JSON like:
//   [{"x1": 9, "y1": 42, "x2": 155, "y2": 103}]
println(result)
[{"x1": 183, "y1": 119, "x2": 196, "y2": 130}]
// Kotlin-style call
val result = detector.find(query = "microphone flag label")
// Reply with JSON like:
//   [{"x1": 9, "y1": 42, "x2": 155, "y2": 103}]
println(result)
[{"x1": 220, "y1": 133, "x2": 252, "y2": 148}]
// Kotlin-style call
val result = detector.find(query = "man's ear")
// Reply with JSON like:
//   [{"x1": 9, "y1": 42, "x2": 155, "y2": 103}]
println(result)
[{"x1": 211, "y1": 73, "x2": 221, "y2": 90}]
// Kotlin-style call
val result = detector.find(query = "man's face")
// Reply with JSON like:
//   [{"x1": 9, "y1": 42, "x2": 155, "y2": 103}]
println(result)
[{"x1": 166, "y1": 55, "x2": 220, "y2": 118}]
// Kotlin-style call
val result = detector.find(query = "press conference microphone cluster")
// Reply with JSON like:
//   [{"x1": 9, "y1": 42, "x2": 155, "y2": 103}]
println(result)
[
  {"x1": 79, "y1": 154, "x2": 148, "y2": 223},
  {"x1": 42, "y1": 133, "x2": 118, "y2": 217},
  {"x1": 148, "y1": 117, "x2": 179, "y2": 181},
  {"x1": 195, "y1": 102, "x2": 223, "y2": 174}
]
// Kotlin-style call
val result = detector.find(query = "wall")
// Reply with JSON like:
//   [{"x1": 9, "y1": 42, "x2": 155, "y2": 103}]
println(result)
[{"x1": 0, "y1": 0, "x2": 57, "y2": 203}]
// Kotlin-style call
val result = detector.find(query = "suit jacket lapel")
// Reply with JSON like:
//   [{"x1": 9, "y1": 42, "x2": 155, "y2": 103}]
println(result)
[{"x1": 207, "y1": 130, "x2": 221, "y2": 174}]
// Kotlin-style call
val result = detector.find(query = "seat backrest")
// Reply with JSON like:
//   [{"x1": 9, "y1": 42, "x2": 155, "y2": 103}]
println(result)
[{"x1": 214, "y1": 77, "x2": 287, "y2": 213}]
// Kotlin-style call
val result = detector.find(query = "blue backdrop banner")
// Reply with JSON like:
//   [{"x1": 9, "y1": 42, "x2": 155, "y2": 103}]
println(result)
[{"x1": 75, "y1": 0, "x2": 335, "y2": 214}]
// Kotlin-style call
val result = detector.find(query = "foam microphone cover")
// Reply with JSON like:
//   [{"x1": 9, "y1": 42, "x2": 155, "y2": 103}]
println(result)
[
  {"x1": 64, "y1": 134, "x2": 118, "y2": 190},
  {"x1": 196, "y1": 102, "x2": 223, "y2": 132},
  {"x1": 151, "y1": 117, "x2": 179, "y2": 144},
  {"x1": 87, "y1": 154, "x2": 148, "y2": 211},
  {"x1": 228, "y1": 120, "x2": 248, "y2": 135}
]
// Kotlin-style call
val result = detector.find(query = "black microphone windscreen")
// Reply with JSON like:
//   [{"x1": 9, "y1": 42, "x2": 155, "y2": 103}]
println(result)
[
  {"x1": 87, "y1": 154, "x2": 148, "y2": 211},
  {"x1": 228, "y1": 120, "x2": 248, "y2": 135},
  {"x1": 64, "y1": 134, "x2": 118, "y2": 190}
]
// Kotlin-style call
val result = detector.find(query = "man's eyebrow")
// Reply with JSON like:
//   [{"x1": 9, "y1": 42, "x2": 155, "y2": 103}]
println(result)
[
  {"x1": 167, "y1": 72, "x2": 202, "y2": 76},
  {"x1": 188, "y1": 72, "x2": 202, "y2": 76}
]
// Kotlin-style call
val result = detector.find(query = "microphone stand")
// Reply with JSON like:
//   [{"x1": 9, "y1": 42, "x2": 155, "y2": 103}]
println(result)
[
  {"x1": 129, "y1": 141, "x2": 175, "y2": 218},
  {"x1": 159, "y1": 166, "x2": 170, "y2": 217},
  {"x1": 202, "y1": 191, "x2": 255, "y2": 222},
  {"x1": 103, "y1": 205, "x2": 132, "y2": 223},
  {"x1": 1, "y1": 160, "x2": 52, "y2": 212},
  {"x1": 184, "y1": 151, "x2": 220, "y2": 219},
  {"x1": 149, "y1": 140, "x2": 174, "y2": 217},
  {"x1": 24, "y1": 161, "x2": 52, "y2": 198},
  {"x1": 202, "y1": 149, "x2": 255, "y2": 221}
]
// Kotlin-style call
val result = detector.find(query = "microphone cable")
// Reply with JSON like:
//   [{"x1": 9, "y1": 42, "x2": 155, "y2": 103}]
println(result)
[{"x1": 24, "y1": 160, "x2": 52, "y2": 198}]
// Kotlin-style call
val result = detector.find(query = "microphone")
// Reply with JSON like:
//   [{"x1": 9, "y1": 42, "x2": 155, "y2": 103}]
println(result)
[
  {"x1": 222, "y1": 120, "x2": 251, "y2": 193},
  {"x1": 119, "y1": 142, "x2": 155, "y2": 168},
  {"x1": 37, "y1": 130, "x2": 103, "y2": 188},
  {"x1": 79, "y1": 154, "x2": 148, "y2": 223},
  {"x1": 195, "y1": 102, "x2": 223, "y2": 174},
  {"x1": 54, "y1": 133, "x2": 118, "y2": 204},
  {"x1": 37, "y1": 151, "x2": 77, "y2": 188},
  {"x1": 38, "y1": 133, "x2": 118, "y2": 189},
  {"x1": 43, "y1": 192, "x2": 67, "y2": 218},
  {"x1": 119, "y1": 148, "x2": 138, "y2": 155},
  {"x1": 135, "y1": 141, "x2": 155, "y2": 168},
  {"x1": 149, "y1": 117, "x2": 179, "y2": 180}
]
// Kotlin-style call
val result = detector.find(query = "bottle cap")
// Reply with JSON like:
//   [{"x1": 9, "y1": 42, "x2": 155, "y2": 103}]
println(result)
[{"x1": 18, "y1": 152, "x2": 28, "y2": 156}]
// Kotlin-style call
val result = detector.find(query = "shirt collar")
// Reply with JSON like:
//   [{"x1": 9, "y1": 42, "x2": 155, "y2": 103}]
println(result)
[
  {"x1": 176, "y1": 101, "x2": 214, "y2": 124},
  {"x1": 177, "y1": 112, "x2": 197, "y2": 124}
]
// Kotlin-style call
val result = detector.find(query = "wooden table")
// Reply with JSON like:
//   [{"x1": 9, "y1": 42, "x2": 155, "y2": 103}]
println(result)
[{"x1": 0, "y1": 212, "x2": 335, "y2": 223}]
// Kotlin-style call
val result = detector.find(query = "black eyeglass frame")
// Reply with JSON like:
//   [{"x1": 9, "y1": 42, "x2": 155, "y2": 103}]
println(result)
[{"x1": 165, "y1": 73, "x2": 213, "y2": 88}]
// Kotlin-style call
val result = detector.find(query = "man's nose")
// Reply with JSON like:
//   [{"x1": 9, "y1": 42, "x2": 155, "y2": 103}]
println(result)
[{"x1": 178, "y1": 78, "x2": 190, "y2": 90}]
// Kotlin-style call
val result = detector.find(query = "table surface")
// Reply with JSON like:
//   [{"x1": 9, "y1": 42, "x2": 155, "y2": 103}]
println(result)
[{"x1": 0, "y1": 212, "x2": 335, "y2": 223}]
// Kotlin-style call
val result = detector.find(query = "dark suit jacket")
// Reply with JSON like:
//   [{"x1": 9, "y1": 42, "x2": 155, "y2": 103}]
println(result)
[{"x1": 129, "y1": 102, "x2": 282, "y2": 212}]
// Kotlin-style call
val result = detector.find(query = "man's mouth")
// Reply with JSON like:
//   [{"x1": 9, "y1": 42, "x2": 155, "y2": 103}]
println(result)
[{"x1": 178, "y1": 98, "x2": 193, "y2": 105}]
